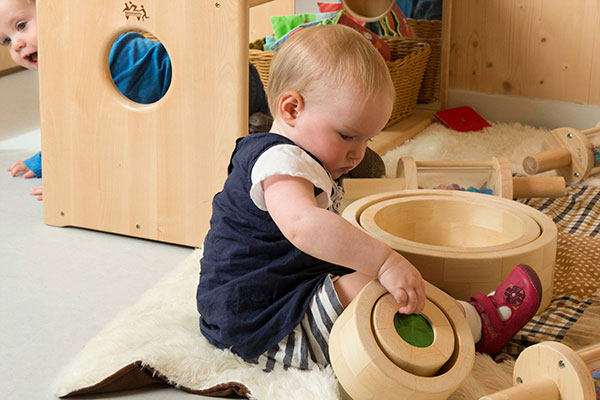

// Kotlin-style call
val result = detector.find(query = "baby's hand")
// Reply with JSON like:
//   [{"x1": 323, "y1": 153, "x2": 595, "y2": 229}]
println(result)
[
  {"x1": 8, "y1": 160, "x2": 35, "y2": 178},
  {"x1": 30, "y1": 185, "x2": 43, "y2": 201},
  {"x1": 377, "y1": 251, "x2": 426, "y2": 314}
]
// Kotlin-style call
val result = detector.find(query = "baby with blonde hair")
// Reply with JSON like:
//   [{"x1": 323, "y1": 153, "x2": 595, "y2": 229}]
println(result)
[
  {"x1": 198, "y1": 23, "x2": 542, "y2": 372},
  {"x1": 267, "y1": 23, "x2": 395, "y2": 118}
]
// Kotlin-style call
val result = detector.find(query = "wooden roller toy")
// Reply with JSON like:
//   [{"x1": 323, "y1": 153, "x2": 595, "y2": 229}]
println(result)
[
  {"x1": 523, "y1": 123, "x2": 600, "y2": 184},
  {"x1": 397, "y1": 156, "x2": 566, "y2": 199},
  {"x1": 481, "y1": 341, "x2": 600, "y2": 400},
  {"x1": 342, "y1": 157, "x2": 565, "y2": 205},
  {"x1": 330, "y1": 279, "x2": 475, "y2": 400}
]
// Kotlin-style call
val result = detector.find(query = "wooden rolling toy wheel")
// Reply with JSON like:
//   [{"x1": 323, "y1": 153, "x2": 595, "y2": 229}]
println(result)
[
  {"x1": 330, "y1": 280, "x2": 475, "y2": 400},
  {"x1": 523, "y1": 125, "x2": 600, "y2": 184},
  {"x1": 481, "y1": 341, "x2": 600, "y2": 400}
]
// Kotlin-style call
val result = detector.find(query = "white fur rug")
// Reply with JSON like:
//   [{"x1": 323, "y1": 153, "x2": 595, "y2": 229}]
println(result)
[
  {"x1": 53, "y1": 249, "x2": 514, "y2": 400},
  {"x1": 55, "y1": 121, "x2": 600, "y2": 399}
]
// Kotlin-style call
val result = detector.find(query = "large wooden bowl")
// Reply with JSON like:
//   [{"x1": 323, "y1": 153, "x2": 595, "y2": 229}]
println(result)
[{"x1": 342, "y1": 190, "x2": 557, "y2": 311}]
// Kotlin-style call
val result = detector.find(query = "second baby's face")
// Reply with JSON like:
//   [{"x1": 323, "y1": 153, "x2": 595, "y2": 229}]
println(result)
[{"x1": 0, "y1": 0, "x2": 38, "y2": 70}]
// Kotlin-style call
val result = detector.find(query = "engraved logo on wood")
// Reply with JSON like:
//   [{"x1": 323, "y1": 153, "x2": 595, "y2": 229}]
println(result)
[{"x1": 122, "y1": 2, "x2": 149, "y2": 21}]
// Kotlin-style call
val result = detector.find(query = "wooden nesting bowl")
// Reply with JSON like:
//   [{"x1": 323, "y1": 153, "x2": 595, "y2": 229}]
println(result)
[
  {"x1": 330, "y1": 280, "x2": 475, "y2": 400},
  {"x1": 342, "y1": 190, "x2": 557, "y2": 311},
  {"x1": 359, "y1": 195, "x2": 541, "y2": 254}
]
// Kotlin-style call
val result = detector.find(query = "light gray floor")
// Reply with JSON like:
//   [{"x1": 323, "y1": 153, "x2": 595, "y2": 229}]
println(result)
[{"x1": 0, "y1": 70, "x2": 215, "y2": 399}]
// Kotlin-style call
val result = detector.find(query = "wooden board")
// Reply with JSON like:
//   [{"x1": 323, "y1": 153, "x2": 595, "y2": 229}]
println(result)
[
  {"x1": 38, "y1": 0, "x2": 250, "y2": 247},
  {"x1": 369, "y1": 109, "x2": 435, "y2": 156}
]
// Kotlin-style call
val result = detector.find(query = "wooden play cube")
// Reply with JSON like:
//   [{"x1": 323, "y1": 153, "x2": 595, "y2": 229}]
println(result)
[
  {"x1": 38, "y1": 0, "x2": 267, "y2": 247},
  {"x1": 342, "y1": 190, "x2": 557, "y2": 311}
]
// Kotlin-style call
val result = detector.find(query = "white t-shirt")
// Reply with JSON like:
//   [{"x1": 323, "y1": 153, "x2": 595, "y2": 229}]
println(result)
[{"x1": 250, "y1": 144, "x2": 344, "y2": 213}]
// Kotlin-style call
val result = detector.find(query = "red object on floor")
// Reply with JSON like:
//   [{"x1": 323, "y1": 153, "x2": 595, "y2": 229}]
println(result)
[{"x1": 435, "y1": 106, "x2": 492, "y2": 132}]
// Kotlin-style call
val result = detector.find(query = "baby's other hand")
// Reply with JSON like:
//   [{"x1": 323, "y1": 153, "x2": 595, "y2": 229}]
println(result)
[
  {"x1": 377, "y1": 251, "x2": 426, "y2": 315},
  {"x1": 30, "y1": 185, "x2": 43, "y2": 201},
  {"x1": 8, "y1": 160, "x2": 35, "y2": 178}
]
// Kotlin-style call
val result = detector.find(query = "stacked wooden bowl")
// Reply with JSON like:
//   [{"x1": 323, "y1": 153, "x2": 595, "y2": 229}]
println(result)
[
  {"x1": 342, "y1": 190, "x2": 557, "y2": 311},
  {"x1": 330, "y1": 280, "x2": 475, "y2": 400}
]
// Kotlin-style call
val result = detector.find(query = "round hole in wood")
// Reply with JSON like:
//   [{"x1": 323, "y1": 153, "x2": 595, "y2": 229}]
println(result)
[
  {"x1": 394, "y1": 313, "x2": 434, "y2": 347},
  {"x1": 108, "y1": 30, "x2": 172, "y2": 104}
]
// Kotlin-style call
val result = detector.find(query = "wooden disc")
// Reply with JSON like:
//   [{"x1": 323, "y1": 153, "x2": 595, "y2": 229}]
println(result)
[
  {"x1": 513, "y1": 342, "x2": 596, "y2": 400},
  {"x1": 542, "y1": 128, "x2": 594, "y2": 183},
  {"x1": 372, "y1": 294, "x2": 455, "y2": 377}
]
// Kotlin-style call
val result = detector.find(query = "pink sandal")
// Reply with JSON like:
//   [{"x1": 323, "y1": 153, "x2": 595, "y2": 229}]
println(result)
[{"x1": 468, "y1": 264, "x2": 542, "y2": 355}]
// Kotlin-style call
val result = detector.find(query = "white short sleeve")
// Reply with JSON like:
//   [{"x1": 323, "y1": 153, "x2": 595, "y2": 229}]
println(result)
[{"x1": 250, "y1": 144, "x2": 333, "y2": 211}]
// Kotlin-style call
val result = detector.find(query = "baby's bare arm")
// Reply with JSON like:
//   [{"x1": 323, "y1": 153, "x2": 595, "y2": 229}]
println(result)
[{"x1": 263, "y1": 175, "x2": 425, "y2": 313}]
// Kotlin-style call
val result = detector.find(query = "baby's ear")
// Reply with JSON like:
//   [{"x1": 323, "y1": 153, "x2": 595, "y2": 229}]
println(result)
[{"x1": 278, "y1": 91, "x2": 304, "y2": 127}]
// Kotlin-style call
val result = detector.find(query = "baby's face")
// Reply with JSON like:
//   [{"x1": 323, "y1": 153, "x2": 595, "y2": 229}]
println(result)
[
  {"x1": 0, "y1": 0, "x2": 38, "y2": 70},
  {"x1": 291, "y1": 86, "x2": 393, "y2": 179}
]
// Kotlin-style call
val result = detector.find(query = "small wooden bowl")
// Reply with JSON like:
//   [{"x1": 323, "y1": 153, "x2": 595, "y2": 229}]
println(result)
[
  {"x1": 330, "y1": 280, "x2": 475, "y2": 400},
  {"x1": 342, "y1": 190, "x2": 557, "y2": 311}
]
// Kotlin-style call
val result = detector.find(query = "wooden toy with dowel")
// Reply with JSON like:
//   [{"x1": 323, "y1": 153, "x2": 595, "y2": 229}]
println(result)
[
  {"x1": 330, "y1": 279, "x2": 475, "y2": 400},
  {"x1": 342, "y1": 156, "x2": 565, "y2": 204},
  {"x1": 481, "y1": 341, "x2": 600, "y2": 400},
  {"x1": 523, "y1": 123, "x2": 600, "y2": 183},
  {"x1": 397, "y1": 156, "x2": 566, "y2": 199}
]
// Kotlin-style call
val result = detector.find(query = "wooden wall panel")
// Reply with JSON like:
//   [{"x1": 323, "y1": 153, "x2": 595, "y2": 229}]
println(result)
[
  {"x1": 449, "y1": 0, "x2": 600, "y2": 105},
  {"x1": 0, "y1": 46, "x2": 20, "y2": 75}
]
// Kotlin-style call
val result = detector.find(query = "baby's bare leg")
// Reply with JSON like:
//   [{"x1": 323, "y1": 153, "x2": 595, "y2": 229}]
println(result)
[{"x1": 333, "y1": 271, "x2": 373, "y2": 308}]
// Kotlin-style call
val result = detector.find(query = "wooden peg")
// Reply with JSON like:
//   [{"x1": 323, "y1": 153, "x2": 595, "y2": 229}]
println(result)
[{"x1": 512, "y1": 176, "x2": 566, "y2": 198}]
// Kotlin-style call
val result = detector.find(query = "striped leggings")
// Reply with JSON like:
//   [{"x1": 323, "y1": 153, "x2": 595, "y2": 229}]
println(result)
[{"x1": 254, "y1": 275, "x2": 344, "y2": 372}]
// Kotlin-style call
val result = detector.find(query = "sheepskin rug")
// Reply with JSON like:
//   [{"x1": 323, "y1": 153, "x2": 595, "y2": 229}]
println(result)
[
  {"x1": 381, "y1": 122, "x2": 600, "y2": 187},
  {"x1": 53, "y1": 248, "x2": 514, "y2": 400}
]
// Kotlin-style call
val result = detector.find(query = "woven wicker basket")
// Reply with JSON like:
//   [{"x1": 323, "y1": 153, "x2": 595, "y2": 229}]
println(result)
[
  {"x1": 405, "y1": 18, "x2": 442, "y2": 104},
  {"x1": 249, "y1": 39, "x2": 430, "y2": 128}
]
